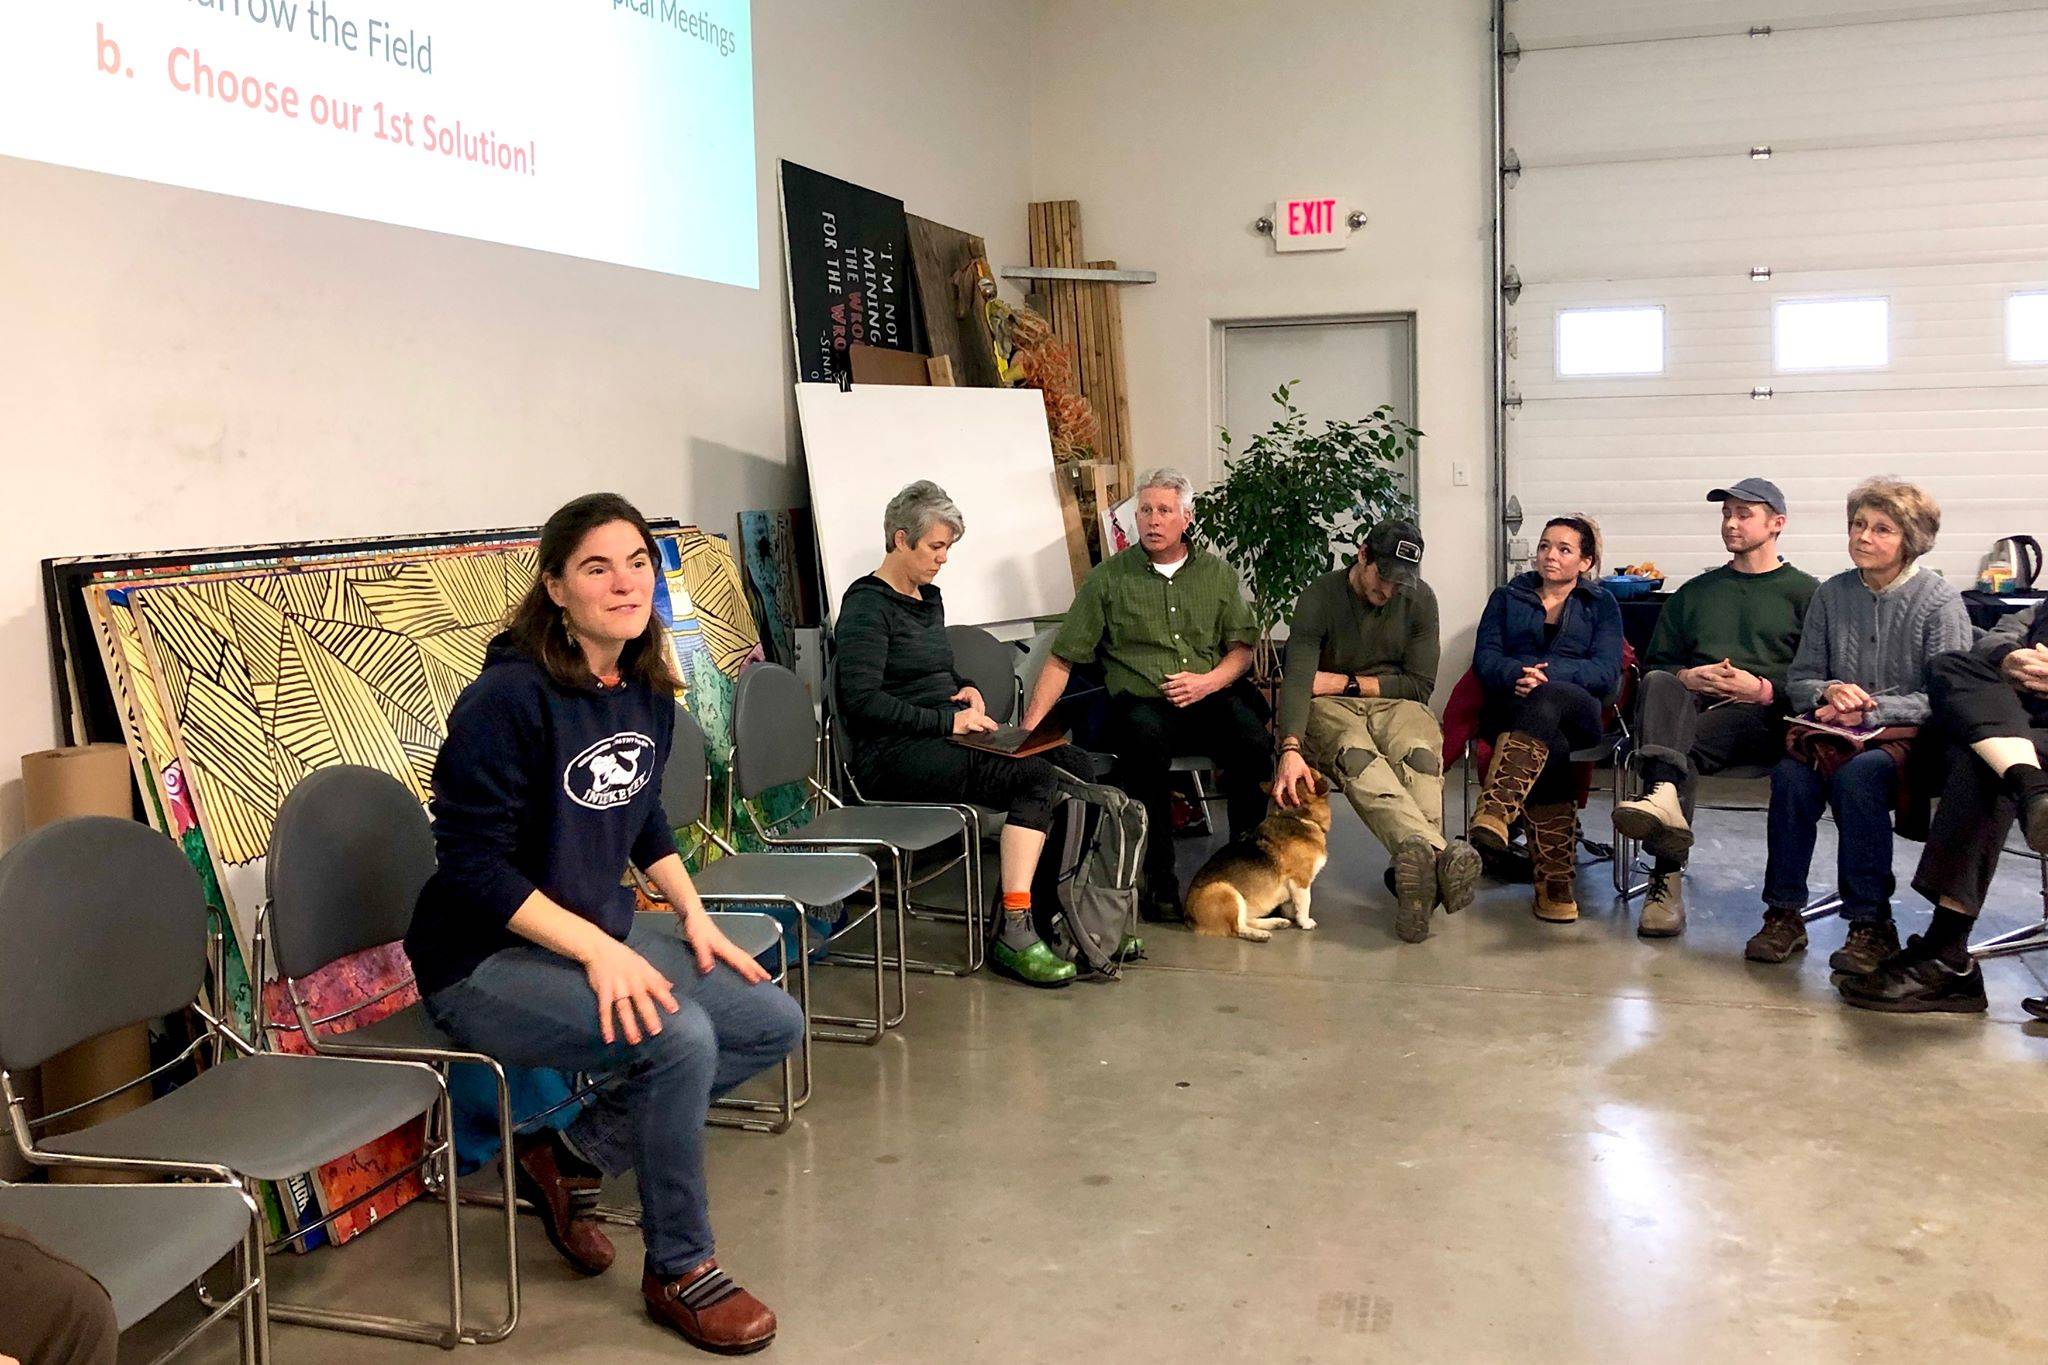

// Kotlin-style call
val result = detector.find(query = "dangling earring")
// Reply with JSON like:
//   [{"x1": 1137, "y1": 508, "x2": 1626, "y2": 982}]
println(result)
[{"x1": 560, "y1": 609, "x2": 580, "y2": 650}]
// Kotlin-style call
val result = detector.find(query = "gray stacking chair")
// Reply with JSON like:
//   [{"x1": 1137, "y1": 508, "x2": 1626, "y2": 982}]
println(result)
[
  {"x1": 734, "y1": 664, "x2": 969, "y2": 1029},
  {"x1": 670, "y1": 701, "x2": 884, "y2": 1056},
  {"x1": 0, "y1": 1182, "x2": 260, "y2": 1363},
  {"x1": 262, "y1": 765, "x2": 519, "y2": 1345},
  {"x1": 946, "y1": 624, "x2": 1024, "y2": 724},
  {"x1": 0, "y1": 816, "x2": 452, "y2": 1360}
]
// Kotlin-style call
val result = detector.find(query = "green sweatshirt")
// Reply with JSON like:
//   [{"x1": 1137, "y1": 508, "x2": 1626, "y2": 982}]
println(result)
[
  {"x1": 1643, "y1": 561, "x2": 1821, "y2": 705},
  {"x1": 1278, "y1": 569, "x2": 1440, "y2": 739}
]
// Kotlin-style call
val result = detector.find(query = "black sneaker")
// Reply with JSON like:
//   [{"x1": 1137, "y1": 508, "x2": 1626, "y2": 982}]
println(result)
[
  {"x1": 1828, "y1": 920, "x2": 1900, "y2": 975},
  {"x1": 2023, "y1": 996, "x2": 2048, "y2": 1022},
  {"x1": 1837, "y1": 935, "x2": 1988, "y2": 1014}
]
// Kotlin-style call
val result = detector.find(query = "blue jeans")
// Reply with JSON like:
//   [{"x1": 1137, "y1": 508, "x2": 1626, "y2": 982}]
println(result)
[
  {"x1": 424, "y1": 915, "x2": 805, "y2": 1276},
  {"x1": 1763, "y1": 752, "x2": 1899, "y2": 924}
]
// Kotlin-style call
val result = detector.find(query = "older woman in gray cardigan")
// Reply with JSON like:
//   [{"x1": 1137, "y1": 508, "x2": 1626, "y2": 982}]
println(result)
[{"x1": 1746, "y1": 478, "x2": 1972, "y2": 973}]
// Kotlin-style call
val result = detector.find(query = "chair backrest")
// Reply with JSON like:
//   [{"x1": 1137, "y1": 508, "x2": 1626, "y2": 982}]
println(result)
[
  {"x1": 946, "y1": 625, "x2": 1020, "y2": 724},
  {"x1": 267, "y1": 766, "x2": 437, "y2": 981},
  {"x1": 734, "y1": 663, "x2": 818, "y2": 799},
  {"x1": 1017, "y1": 626, "x2": 1063, "y2": 708},
  {"x1": 0, "y1": 817, "x2": 208, "y2": 1073},
  {"x1": 663, "y1": 701, "x2": 712, "y2": 827}
]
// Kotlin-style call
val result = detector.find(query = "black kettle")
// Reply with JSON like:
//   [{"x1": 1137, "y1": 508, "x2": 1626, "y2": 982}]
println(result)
[{"x1": 1991, "y1": 535, "x2": 2043, "y2": 590}]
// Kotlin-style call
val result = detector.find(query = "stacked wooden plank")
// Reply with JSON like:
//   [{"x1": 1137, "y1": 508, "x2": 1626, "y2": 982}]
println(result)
[{"x1": 1027, "y1": 201, "x2": 1135, "y2": 498}]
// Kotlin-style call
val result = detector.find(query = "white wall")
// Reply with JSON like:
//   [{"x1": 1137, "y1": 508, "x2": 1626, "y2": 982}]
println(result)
[
  {"x1": 1029, "y1": 0, "x2": 1497, "y2": 704},
  {"x1": 0, "y1": 0, "x2": 1034, "y2": 844}
]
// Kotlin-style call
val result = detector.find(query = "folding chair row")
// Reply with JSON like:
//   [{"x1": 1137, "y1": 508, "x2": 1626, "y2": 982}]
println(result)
[{"x1": 0, "y1": 816, "x2": 460, "y2": 1362}]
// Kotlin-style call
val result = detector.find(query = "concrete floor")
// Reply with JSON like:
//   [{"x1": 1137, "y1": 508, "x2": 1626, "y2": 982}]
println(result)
[{"x1": 128, "y1": 774, "x2": 2048, "y2": 1363}]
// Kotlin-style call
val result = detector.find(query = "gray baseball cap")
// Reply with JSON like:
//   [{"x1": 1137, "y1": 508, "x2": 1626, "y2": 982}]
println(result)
[
  {"x1": 1707, "y1": 478, "x2": 1787, "y2": 515},
  {"x1": 1363, "y1": 519, "x2": 1424, "y2": 586}
]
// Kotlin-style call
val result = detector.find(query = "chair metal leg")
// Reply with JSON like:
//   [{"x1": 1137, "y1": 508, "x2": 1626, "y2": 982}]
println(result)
[
  {"x1": 1612, "y1": 753, "x2": 1652, "y2": 901},
  {"x1": 164, "y1": 1196, "x2": 266, "y2": 1365},
  {"x1": 475, "y1": 1060, "x2": 520, "y2": 1344},
  {"x1": 1182, "y1": 767, "x2": 1215, "y2": 837},
  {"x1": 238, "y1": 1220, "x2": 258, "y2": 1365},
  {"x1": 1967, "y1": 918, "x2": 2048, "y2": 959},
  {"x1": 441, "y1": 1095, "x2": 463, "y2": 1346},
  {"x1": 891, "y1": 852, "x2": 909, "y2": 1025},
  {"x1": 710, "y1": 928, "x2": 800, "y2": 1134},
  {"x1": 1969, "y1": 856, "x2": 2048, "y2": 959},
  {"x1": 248, "y1": 1180, "x2": 273, "y2": 1364},
  {"x1": 1799, "y1": 894, "x2": 1844, "y2": 923},
  {"x1": 855, "y1": 809, "x2": 982, "y2": 978},
  {"x1": 898, "y1": 812, "x2": 987, "y2": 977},
  {"x1": 820, "y1": 848, "x2": 914, "y2": 1027},
  {"x1": 257, "y1": 1123, "x2": 466, "y2": 1349},
  {"x1": 812, "y1": 877, "x2": 889, "y2": 1045}
]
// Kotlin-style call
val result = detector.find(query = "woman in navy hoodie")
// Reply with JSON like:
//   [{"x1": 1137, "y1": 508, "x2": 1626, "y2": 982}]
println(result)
[
  {"x1": 1469, "y1": 514, "x2": 1623, "y2": 924},
  {"x1": 405, "y1": 494, "x2": 803, "y2": 1356}
]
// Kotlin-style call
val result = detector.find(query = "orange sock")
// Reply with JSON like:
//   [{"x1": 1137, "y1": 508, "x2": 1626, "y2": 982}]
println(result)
[{"x1": 1001, "y1": 891, "x2": 1032, "y2": 913}]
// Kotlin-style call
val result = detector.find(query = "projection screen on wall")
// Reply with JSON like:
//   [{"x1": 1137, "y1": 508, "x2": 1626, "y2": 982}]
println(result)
[{"x1": 0, "y1": 1, "x2": 759, "y2": 286}]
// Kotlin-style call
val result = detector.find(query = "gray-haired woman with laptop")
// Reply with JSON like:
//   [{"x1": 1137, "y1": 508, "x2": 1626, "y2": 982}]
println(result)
[{"x1": 833, "y1": 480, "x2": 1079, "y2": 989}]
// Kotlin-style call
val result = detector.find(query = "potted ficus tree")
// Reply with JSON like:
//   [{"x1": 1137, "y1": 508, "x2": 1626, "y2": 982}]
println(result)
[{"x1": 1194, "y1": 382, "x2": 1421, "y2": 680}]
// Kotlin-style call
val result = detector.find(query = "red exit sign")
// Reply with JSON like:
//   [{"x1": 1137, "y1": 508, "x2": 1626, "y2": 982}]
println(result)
[{"x1": 1273, "y1": 196, "x2": 1350, "y2": 253}]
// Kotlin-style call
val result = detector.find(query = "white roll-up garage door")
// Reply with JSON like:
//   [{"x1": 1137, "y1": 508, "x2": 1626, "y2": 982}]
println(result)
[{"x1": 1501, "y1": 1, "x2": 2048, "y2": 584}]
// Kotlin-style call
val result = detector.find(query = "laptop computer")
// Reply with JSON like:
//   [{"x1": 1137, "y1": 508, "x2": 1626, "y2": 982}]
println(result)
[{"x1": 949, "y1": 707, "x2": 1070, "y2": 759}]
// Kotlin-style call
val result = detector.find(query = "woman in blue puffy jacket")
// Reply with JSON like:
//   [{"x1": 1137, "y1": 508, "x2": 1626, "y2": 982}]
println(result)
[{"x1": 1469, "y1": 515, "x2": 1623, "y2": 923}]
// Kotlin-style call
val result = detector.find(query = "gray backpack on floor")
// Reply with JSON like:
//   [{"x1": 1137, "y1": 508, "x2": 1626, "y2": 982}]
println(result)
[{"x1": 1026, "y1": 766, "x2": 1146, "y2": 978}]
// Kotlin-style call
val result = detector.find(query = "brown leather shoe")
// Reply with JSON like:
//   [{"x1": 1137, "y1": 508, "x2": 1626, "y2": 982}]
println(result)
[
  {"x1": 513, "y1": 1130, "x2": 614, "y2": 1276},
  {"x1": 644, "y1": 1261, "x2": 777, "y2": 1355}
]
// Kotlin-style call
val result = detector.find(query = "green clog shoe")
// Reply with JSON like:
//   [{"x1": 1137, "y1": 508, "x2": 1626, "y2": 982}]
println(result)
[
  {"x1": 990, "y1": 937, "x2": 1076, "y2": 988},
  {"x1": 1119, "y1": 934, "x2": 1146, "y2": 961}
]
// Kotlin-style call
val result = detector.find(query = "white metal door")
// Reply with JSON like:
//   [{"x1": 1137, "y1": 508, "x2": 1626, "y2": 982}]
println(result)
[{"x1": 1498, "y1": 1, "x2": 2048, "y2": 583}]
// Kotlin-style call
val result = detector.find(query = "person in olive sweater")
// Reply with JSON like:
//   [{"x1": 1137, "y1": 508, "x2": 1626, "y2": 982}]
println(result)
[
  {"x1": 1611, "y1": 478, "x2": 1820, "y2": 938},
  {"x1": 833, "y1": 481, "x2": 1082, "y2": 989},
  {"x1": 1271, "y1": 520, "x2": 1481, "y2": 943}
]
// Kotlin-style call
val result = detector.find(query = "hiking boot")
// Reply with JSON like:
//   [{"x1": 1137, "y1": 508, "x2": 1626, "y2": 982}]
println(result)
[
  {"x1": 1744, "y1": 908, "x2": 1808, "y2": 963},
  {"x1": 1828, "y1": 920, "x2": 1901, "y2": 976},
  {"x1": 1837, "y1": 934, "x2": 1988, "y2": 1014},
  {"x1": 1470, "y1": 732, "x2": 1549, "y2": 854},
  {"x1": 1436, "y1": 838, "x2": 1482, "y2": 916},
  {"x1": 1392, "y1": 837, "x2": 1439, "y2": 943},
  {"x1": 991, "y1": 937, "x2": 1077, "y2": 988},
  {"x1": 644, "y1": 1262, "x2": 777, "y2": 1355},
  {"x1": 1526, "y1": 802, "x2": 1579, "y2": 923},
  {"x1": 513, "y1": 1129, "x2": 613, "y2": 1277},
  {"x1": 1611, "y1": 781, "x2": 1693, "y2": 859},
  {"x1": 1637, "y1": 872, "x2": 1685, "y2": 938}
]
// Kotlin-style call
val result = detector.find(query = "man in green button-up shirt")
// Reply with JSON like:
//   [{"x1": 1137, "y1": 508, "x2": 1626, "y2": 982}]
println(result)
[{"x1": 1022, "y1": 469, "x2": 1271, "y2": 918}]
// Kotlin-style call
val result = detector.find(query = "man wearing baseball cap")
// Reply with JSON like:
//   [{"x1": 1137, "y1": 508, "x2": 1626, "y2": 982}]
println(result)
[
  {"x1": 1612, "y1": 478, "x2": 1819, "y2": 936},
  {"x1": 1273, "y1": 519, "x2": 1480, "y2": 943}
]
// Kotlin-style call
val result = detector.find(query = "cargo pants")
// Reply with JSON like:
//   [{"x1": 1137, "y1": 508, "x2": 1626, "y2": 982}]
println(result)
[{"x1": 1301, "y1": 697, "x2": 1447, "y2": 854}]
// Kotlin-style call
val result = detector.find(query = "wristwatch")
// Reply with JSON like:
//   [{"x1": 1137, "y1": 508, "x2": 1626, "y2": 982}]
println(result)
[{"x1": 1342, "y1": 674, "x2": 1362, "y2": 697}]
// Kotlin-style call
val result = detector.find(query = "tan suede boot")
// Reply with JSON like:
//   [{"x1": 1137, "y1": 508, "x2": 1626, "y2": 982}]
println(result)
[
  {"x1": 1527, "y1": 802, "x2": 1580, "y2": 923},
  {"x1": 1470, "y1": 732, "x2": 1549, "y2": 853}
]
